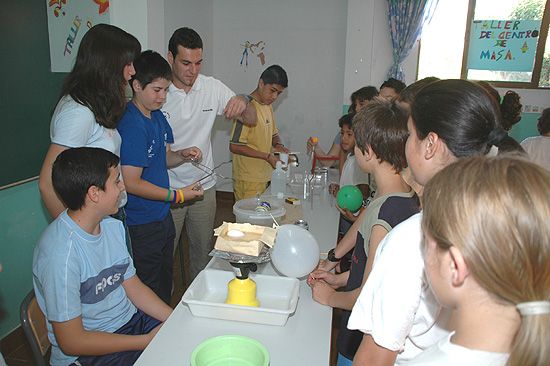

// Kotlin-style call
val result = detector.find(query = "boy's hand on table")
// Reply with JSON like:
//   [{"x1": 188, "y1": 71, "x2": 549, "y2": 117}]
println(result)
[
  {"x1": 309, "y1": 269, "x2": 341, "y2": 288},
  {"x1": 311, "y1": 280, "x2": 335, "y2": 306}
]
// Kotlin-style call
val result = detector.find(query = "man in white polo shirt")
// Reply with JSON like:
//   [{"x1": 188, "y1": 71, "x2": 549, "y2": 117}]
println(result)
[{"x1": 163, "y1": 27, "x2": 257, "y2": 282}]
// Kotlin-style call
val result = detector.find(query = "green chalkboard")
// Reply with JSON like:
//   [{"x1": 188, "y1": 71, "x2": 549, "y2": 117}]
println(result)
[{"x1": 0, "y1": 0, "x2": 67, "y2": 187}]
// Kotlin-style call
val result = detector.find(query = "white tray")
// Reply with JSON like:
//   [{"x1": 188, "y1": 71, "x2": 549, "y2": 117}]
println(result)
[{"x1": 181, "y1": 269, "x2": 299, "y2": 326}]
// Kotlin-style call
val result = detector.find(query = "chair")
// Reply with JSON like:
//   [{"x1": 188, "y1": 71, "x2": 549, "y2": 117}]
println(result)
[{"x1": 20, "y1": 289, "x2": 50, "y2": 366}]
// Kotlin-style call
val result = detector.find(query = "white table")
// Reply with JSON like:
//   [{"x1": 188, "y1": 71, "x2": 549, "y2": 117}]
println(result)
[{"x1": 135, "y1": 192, "x2": 339, "y2": 365}]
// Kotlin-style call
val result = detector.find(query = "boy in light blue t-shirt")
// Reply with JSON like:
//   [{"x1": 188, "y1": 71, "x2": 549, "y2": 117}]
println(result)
[{"x1": 33, "y1": 147, "x2": 173, "y2": 366}]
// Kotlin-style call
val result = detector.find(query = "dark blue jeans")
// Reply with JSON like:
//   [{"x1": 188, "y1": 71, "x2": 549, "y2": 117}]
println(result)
[
  {"x1": 111, "y1": 207, "x2": 133, "y2": 258},
  {"x1": 70, "y1": 310, "x2": 160, "y2": 366},
  {"x1": 129, "y1": 213, "x2": 175, "y2": 304}
]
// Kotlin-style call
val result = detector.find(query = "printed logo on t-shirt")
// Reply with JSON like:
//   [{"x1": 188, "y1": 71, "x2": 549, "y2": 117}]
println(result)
[
  {"x1": 202, "y1": 108, "x2": 213, "y2": 112},
  {"x1": 148, "y1": 140, "x2": 155, "y2": 158},
  {"x1": 80, "y1": 263, "x2": 129, "y2": 304}
]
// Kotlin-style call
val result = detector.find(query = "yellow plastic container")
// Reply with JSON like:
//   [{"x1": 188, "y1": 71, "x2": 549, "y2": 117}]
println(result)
[{"x1": 226, "y1": 278, "x2": 260, "y2": 307}]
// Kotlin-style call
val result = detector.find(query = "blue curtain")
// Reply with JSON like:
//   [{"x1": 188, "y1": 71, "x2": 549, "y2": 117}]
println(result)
[{"x1": 386, "y1": 0, "x2": 439, "y2": 81}]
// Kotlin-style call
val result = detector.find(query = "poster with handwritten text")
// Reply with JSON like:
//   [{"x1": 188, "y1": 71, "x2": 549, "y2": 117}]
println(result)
[
  {"x1": 467, "y1": 19, "x2": 541, "y2": 72},
  {"x1": 47, "y1": 0, "x2": 110, "y2": 72}
]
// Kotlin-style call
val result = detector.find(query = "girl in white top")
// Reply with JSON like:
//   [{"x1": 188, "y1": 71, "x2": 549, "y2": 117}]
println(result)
[
  {"x1": 520, "y1": 107, "x2": 550, "y2": 171},
  {"x1": 405, "y1": 155, "x2": 550, "y2": 366},
  {"x1": 39, "y1": 24, "x2": 141, "y2": 218},
  {"x1": 347, "y1": 80, "x2": 524, "y2": 365}
]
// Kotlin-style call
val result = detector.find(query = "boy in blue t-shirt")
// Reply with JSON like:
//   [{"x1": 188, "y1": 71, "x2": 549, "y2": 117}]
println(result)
[
  {"x1": 33, "y1": 147, "x2": 173, "y2": 366},
  {"x1": 118, "y1": 50, "x2": 203, "y2": 304}
]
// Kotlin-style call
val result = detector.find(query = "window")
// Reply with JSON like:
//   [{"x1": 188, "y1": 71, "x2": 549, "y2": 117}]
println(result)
[{"x1": 418, "y1": 0, "x2": 550, "y2": 88}]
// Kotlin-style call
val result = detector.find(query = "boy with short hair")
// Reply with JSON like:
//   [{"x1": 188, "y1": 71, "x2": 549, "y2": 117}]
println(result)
[
  {"x1": 33, "y1": 147, "x2": 173, "y2": 366},
  {"x1": 379, "y1": 78, "x2": 406, "y2": 100},
  {"x1": 330, "y1": 113, "x2": 372, "y2": 273},
  {"x1": 308, "y1": 99, "x2": 419, "y2": 365},
  {"x1": 229, "y1": 64, "x2": 289, "y2": 200},
  {"x1": 118, "y1": 50, "x2": 203, "y2": 304}
]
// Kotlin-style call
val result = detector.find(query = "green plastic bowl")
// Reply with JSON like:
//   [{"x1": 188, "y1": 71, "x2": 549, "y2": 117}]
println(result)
[{"x1": 191, "y1": 335, "x2": 270, "y2": 366}]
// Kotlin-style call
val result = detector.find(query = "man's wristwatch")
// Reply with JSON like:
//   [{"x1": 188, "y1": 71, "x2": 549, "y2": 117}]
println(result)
[{"x1": 327, "y1": 248, "x2": 341, "y2": 262}]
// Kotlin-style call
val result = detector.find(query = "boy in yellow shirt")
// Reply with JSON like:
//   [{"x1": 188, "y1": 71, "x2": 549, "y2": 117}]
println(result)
[{"x1": 230, "y1": 65, "x2": 289, "y2": 200}]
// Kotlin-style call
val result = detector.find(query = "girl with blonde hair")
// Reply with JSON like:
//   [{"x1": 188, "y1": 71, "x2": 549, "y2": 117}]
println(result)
[{"x1": 413, "y1": 155, "x2": 550, "y2": 365}]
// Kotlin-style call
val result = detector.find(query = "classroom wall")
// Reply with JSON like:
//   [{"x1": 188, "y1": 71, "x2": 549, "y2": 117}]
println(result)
[
  {"x1": 2, "y1": 0, "x2": 547, "y2": 340},
  {"x1": 343, "y1": 0, "x2": 419, "y2": 105},
  {"x1": 0, "y1": 181, "x2": 50, "y2": 338},
  {"x1": 164, "y1": 0, "x2": 214, "y2": 75},
  {"x1": 210, "y1": 0, "x2": 348, "y2": 191}
]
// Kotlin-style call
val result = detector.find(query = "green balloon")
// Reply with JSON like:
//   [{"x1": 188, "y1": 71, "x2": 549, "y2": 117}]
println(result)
[{"x1": 337, "y1": 185, "x2": 363, "y2": 213}]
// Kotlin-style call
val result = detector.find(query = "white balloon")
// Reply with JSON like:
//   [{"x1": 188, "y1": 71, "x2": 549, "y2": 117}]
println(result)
[{"x1": 271, "y1": 224, "x2": 320, "y2": 278}]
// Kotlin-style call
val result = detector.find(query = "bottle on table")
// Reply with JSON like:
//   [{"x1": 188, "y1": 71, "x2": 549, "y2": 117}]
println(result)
[{"x1": 271, "y1": 161, "x2": 286, "y2": 199}]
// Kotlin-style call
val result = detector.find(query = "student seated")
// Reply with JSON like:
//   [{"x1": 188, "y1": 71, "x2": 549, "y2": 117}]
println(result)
[
  {"x1": 308, "y1": 99, "x2": 419, "y2": 366},
  {"x1": 33, "y1": 147, "x2": 173, "y2": 366},
  {"x1": 406, "y1": 155, "x2": 550, "y2": 365}
]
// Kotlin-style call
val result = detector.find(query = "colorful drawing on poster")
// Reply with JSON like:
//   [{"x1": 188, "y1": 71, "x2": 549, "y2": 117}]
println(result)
[
  {"x1": 93, "y1": 0, "x2": 109, "y2": 15},
  {"x1": 46, "y1": 0, "x2": 110, "y2": 72},
  {"x1": 240, "y1": 40, "x2": 267, "y2": 69},
  {"x1": 49, "y1": 0, "x2": 68, "y2": 17},
  {"x1": 467, "y1": 19, "x2": 541, "y2": 72}
]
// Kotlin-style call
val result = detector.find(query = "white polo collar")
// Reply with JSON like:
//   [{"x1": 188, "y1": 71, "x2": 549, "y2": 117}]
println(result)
[{"x1": 169, "y1": 74, "x2": 203, "y2": 94}]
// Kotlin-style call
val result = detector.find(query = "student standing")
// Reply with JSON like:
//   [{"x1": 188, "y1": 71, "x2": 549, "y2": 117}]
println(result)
[
  {"x1": 309, "y1": 100, "x2": 419, "y2": 365},
  {"x1": 347, "y1": 80, "x2": 524, "y2": 365},
  {"x1": 229, "y1": 65, "x2": 289, "y2": 200},
  {"x1": 162, "y1": 27, "x2": 257, "y2": 282},
  {"x1": 521, "y1": 107, "x2": 550, "y2": 171},
  {"x1": 118, "y1": 51, "x2": 203, "y2": 304},
  {"x1": 405, "y1": 155, "x2": 550, "y2": 366},
  {"x1": 39, "y1": 24, "x2": 141, "y2": 219}
]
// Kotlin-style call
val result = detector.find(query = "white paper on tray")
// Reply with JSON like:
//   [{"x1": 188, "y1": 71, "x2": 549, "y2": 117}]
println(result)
[{"x1": 213, "y1": 222, "x2": 277, "y2": 256}]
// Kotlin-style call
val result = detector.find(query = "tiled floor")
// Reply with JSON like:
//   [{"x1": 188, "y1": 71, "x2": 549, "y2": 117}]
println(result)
[{"x1": 1, "y1": 191, "x2": 338, "y2": 365}]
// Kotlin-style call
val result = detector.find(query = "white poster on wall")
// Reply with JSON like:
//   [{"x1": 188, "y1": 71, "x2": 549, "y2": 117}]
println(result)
[{"x1": 46, "y1": 0, "x2": 110, "y2": 72}]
